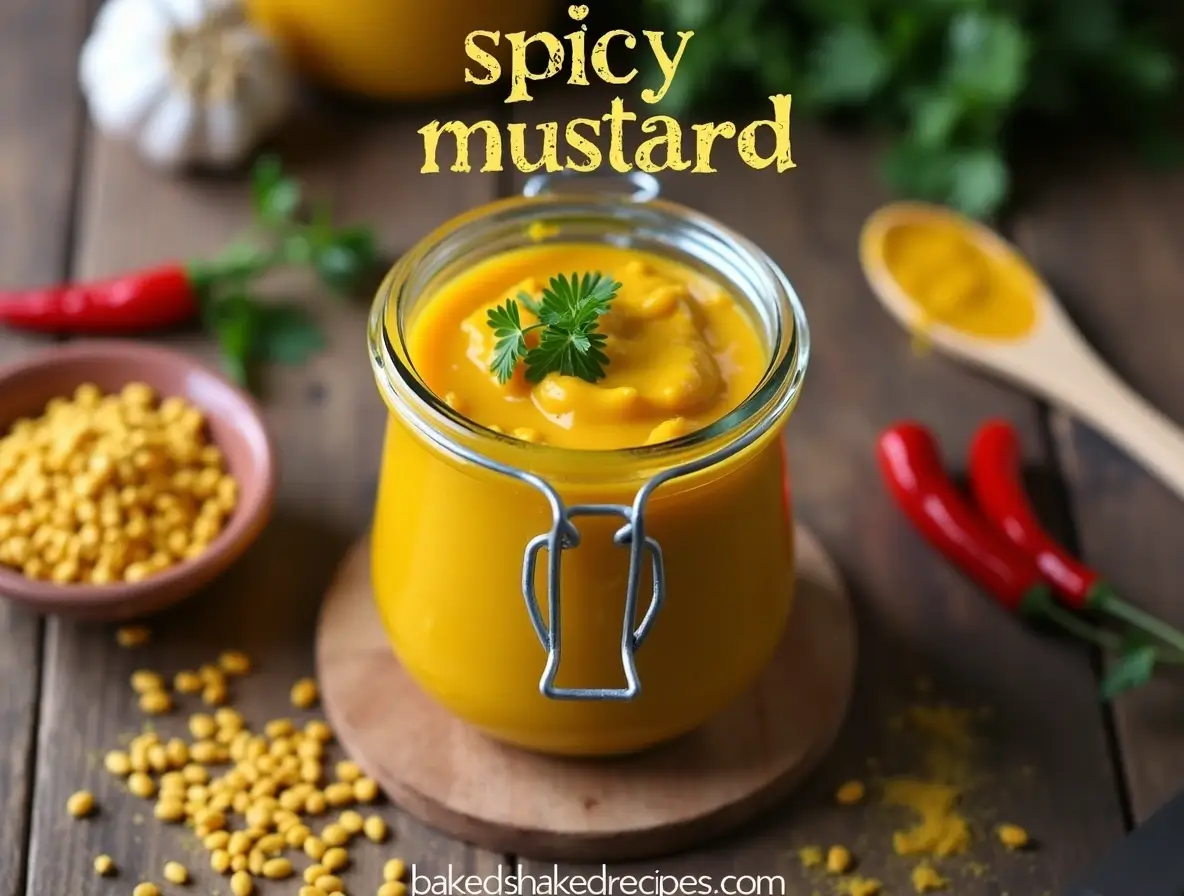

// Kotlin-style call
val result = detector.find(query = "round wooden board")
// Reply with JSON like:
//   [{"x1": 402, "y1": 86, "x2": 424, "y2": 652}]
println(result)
[{"x1": 316, "y1": 525, "x2": 856, "y2": 862}]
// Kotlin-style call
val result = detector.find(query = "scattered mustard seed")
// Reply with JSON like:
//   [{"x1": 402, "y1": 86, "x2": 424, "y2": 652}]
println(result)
[
  {"x1": 188, "y1": 713, "x2": 217, "y2": 740},
  {"x1": 163, "y1": 861, "x2": 188, "y2": 885},
  {"x1": 130, "y1": 670, "x2": 165, "y2": 693},
  {"x1": 314, "y1": 874, "x2": 344, "y2": 893},
  {"x1": 93, "y1": 854, "x2": 116, "y2": 876},
  {"x1": 835, "y1": 779, "x2": 866, "y2": 805},
  {"x1": 826, "y1": 845, "x2": 853, "y2": 874},
  {"x1": 116, "y1": 625, "x2": 151, "y2": 648},
  {"x1": 211, "y1": 849, "x2": 232, "y2": 874},
  {"x1": 324, "y1": 782, "x2": 354, "y2": 807},
  {"x1": 378, "y1": 883, "x2": 408, "y2": 896},
  {"x1": 202, "y1": 680, "x2": 229, "y2": 706},
  {"x1": 364, "y1": 815, "x2": 388, "y2": 843},
  {"x1": 67, "y1": 790, "x2": 96, "y2": 818},
  {"x1": 384, "y1": 859, "x2": 407, "y2": 882},
  {"x1": 335, "y1": 760, "x2": 361, "y2": 782},
  {"x1": 321, "y1": 846, "x2": 348, "y2": 872},
  {"x1": 911, "y1": 862, "x2": 948, "y2": 892},
  {"x1": 139, "y1": 689, "x2": 172, "y2": 715},
  {"x1": 104, "y1": 750, "x2": 132, "y2": 776},
  {"x1": 322, "y1": 823, "x2": 349, "y2": 847},
  {"x1": 997, "y1": 823, "x2": 1030, "y2": 850},
  {"x1": 133, "y1": 884, "x2": 160, "y2": 896},
  {"x1": 843, "y1": 878, "x2": 882, "y2": 896},
  {"x1": 154, "y1": 797, "x2": 185, "y2": 823},
  {"x1": 305, "y1": 720, "x2": 333, "y2": 742},
  {"x1": 230, "y1": 870, "x2": 254, "y2": 896},
  {"x1": 354, "y1": 777, "x2": 379, "y2": 804},
  {"x1": 174, "y1": 670, "x2": 203, "y2": 693},
  {"x1": 291, "y1": 677, "x2": 319, "y2": 709},
  {"x1": 219, "y1": 650, "x2": 252, "y2": 675},
  {"x1": 339, "y1": 809, "x2": 364, "y2": 834},
  {"x1": 128, "y1": 771, "x2": 156, "y2": 799},
  {"x1": 262, "y1": 857, "x2": 294, "y2": 879},
  {"x1": 304, "y1": 835, "x2": 327, "y2": 860}
]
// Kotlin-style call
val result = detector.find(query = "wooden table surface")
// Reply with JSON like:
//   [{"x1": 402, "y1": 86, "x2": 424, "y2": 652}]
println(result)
[{"x1": 5, "y1": 5, "x2": 1184, "y2": 895}]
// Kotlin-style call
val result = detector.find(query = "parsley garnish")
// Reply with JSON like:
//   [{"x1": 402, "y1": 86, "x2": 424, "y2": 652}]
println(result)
[
  {"x1": 190, "y1": 155, "x2": 380, "y2": 392},
  {"x1": 487, "y1": 272, "x2": 621, "y2": 385}
]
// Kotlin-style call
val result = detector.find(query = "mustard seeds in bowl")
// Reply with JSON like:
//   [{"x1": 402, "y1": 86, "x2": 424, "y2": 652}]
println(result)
[{"x1": 0, "y1": 382, "x2": 238, "y2": 585}]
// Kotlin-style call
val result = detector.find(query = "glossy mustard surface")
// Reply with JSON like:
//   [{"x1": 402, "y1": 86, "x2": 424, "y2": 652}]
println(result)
[{"x1": 409, "y1": 243, "x2": 767, "y2": 449}]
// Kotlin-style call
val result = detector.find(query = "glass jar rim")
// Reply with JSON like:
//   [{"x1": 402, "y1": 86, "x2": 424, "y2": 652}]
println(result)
[{"x1": 368, "y1": 188, "x2": 810, "y2": 474}]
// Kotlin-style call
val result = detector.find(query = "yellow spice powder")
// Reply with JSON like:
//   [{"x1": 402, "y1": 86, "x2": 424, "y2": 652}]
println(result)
[
  {"x1": 839, "y1": 877, "x2": 882, "y2": 896},
  {"x1": 884, "y1": 779, "x2": 970, "y2": 857},
  {"x1": 911, "y1": 862, "x2": 949, "y2": 892},
  {"x1": 905, "y1": 705, "x2": 975, "y2": 751},
  {"x1": 799, "y1": 846, "x2": 824, "y2": 869},
  {"x1": 883, "y1": 701, "x2": 976, "y2": 859},
  {"x1": 796, "y1": 694, "x2": 1036, "y2": 891}
]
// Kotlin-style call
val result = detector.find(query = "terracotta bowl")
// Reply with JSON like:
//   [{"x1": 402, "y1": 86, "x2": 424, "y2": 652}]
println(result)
[{"x1": 0, "y1": 341, "x2": 276, "y2": 620}]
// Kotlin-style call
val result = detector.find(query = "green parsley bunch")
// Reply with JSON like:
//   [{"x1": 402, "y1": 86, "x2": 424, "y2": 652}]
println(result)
[{"x1": 642, "y1": 0, "x2": 1182, "y2": 218}]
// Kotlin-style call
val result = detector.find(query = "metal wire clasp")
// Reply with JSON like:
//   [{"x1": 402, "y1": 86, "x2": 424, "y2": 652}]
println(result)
[
  {"x1": 517, "y1": 168, "x2": 666, "y2": 700},
  {"x1": 521, "y1": 497, "x2": 665, "y2": 701},
  {"x1": 523, "y1": 170, "x2": 661, "y2": 203}
]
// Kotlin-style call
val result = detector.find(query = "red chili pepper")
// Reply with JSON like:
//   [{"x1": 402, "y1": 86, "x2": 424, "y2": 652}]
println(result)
[
  {"x1": 875, "y1": 420, "x2": 1146, "y2": 660},
  {"x1": 968, "y1": 418, "x2": 1184, "y2": 654},
  {"x1": 968, "y1": 420, "x2": 1100, "y2": 607},
  {"x1": 876, "y1": 421, "x2": 1050, "y2": 615},
  {"x1": 0, "y1": 263, "x2": 200, "y2": 333}
]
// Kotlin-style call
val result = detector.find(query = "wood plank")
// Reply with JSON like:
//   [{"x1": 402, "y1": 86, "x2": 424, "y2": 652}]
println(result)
[
  {"x1": 1013, "y1": 155, "x2": 1184, "y2": 823},
  {"x1": 510, "y1": 88, "x2": 1125, "y2": 893},
  {"x1": 24, "y1": 103, "x2": 505, "y2": 894},
  {"x1": 0, "y1": 0, "x2": 92, "y2": 893}
]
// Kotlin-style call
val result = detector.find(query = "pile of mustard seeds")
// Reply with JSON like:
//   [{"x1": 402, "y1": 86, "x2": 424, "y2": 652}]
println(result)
[{"x1": 67, "y1": 624, "x2": 410, "y2": 896}]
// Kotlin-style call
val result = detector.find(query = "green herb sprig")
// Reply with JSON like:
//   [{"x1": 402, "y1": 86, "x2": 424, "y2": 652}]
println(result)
[
  {"x1": 190, "y1": 155, "x2": 380, "y2": 389},
  {"x1": 487, "y1": 272, "x2": 621, "y2": 384}
]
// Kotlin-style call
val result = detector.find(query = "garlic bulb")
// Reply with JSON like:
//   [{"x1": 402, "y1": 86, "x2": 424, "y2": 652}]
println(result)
[{"x1": 80, "y1": 0, "x2": 294, "y2": 170}]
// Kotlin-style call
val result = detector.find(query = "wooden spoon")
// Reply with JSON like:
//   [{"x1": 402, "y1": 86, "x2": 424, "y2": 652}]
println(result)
[{"x1": 860, "y1": 200, "x2": 1184, "y2": 502}]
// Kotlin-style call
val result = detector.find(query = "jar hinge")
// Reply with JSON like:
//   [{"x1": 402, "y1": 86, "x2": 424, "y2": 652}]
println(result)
[{"x1": 522, "y1": 502, "x2": 664, "y2": 701}]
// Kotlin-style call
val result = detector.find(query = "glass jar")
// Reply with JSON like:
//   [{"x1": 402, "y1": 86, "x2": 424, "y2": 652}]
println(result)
[{"x1": 368, "y1": 173, "x2": 810, "y2": 756}]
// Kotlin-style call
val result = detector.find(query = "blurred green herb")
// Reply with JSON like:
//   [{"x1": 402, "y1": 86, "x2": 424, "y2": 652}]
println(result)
[
  {"x1": 642, "y1": 0, "x2": 1182, "y2": 218},
  {"x1": 194, "y1": 155, "x2": 378, "y2": 388},
  {"x1": 1100, "y1": 642, "x2": 1157, "y2": 700}
]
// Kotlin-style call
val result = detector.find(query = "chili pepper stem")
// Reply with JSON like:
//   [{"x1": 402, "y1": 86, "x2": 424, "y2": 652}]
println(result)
[
  {"x1": 1090, "y1": 583, "x2": 1184, "y2": 656},
  {"x1": 1025, "y1": 590, "x2": 1184, "y2": 664},
  {"x1": 1028, "y1": 594, "x2": 1122, "y2": 652}
]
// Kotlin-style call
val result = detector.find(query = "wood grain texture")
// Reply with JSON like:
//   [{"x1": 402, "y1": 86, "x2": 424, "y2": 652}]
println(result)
[
  {"x1": 1013, "y1": 155, "x2": 1184, "y2": 824},
  {"x1": 0, "y1": 0, "x2": 92, "y2": 892},
  {"x1": 318, "y1": 528, "x2": 855, "y2": 862},
  {"x1": 510, "y1": 87, "x2": 1125, "y2": 892},
  {"x1": 23, "y1": 101, "x2": 505, "y2": 895}
]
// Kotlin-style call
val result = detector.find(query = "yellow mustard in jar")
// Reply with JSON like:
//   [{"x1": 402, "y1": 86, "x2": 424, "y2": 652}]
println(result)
[
  {"x1": 368, "y1": 179, "x2": 808, "y2": 755},
  {"x1": 410, "y1": 244, "x2": 766, "y2": 449}
]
